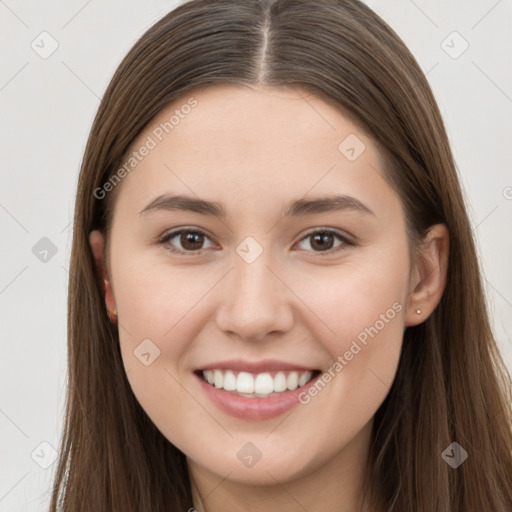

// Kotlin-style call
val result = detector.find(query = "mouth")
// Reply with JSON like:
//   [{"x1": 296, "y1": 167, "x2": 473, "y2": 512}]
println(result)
[{"x1": 194, "y1": 368, "x2": 322, "y2": 398}]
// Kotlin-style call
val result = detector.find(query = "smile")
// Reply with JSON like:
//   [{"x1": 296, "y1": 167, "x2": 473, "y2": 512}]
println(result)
[{"x1": 198, "y1": 369, "x2": 321, "y2": 398}]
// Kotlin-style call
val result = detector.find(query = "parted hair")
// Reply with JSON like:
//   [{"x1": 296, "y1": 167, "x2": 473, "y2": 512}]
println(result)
[{"x1": 50, "y1": 1, "x2": 512, "y2": 510}]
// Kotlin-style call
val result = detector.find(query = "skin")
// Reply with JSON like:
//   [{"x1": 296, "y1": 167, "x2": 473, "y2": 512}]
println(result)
[{"x1": 89, "y1": 83, "x2": 449, "y2": 512}]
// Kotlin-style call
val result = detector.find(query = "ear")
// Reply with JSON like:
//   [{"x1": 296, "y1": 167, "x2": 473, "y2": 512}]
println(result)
[
  {"x1": 405, "y1": 223, "x2": 449, "y2": 326},
  {"x1": 89, "y1": 230, "x2": 116, "y2": 319}
]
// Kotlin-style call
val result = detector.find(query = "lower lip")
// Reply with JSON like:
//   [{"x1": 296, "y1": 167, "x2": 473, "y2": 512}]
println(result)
[{"x1": 195, "y1": 372, "x2": 321, "y2": 421}]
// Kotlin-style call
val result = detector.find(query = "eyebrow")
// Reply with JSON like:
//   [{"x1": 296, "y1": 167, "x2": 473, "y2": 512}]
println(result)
[{"x1": 138, "y1": 193, "x2": 375, "y2": 218}]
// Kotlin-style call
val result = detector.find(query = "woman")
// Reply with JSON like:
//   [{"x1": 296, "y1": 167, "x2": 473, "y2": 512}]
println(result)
[{"x1": 50, "y1": 0, "x2": 512, "y2": 510}]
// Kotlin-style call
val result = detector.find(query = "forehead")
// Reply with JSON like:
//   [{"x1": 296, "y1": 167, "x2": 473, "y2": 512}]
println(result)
[{"x1": 112, "y1": 83, "x2": 398, "y2": 221}]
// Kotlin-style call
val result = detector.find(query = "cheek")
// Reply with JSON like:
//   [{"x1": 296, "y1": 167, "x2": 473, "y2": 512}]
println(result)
[
  {"x1": 285, "y1": 249, "x2": 408, "y2": 421},
  {"x1": 114, "y1": 253, "x2": 216, "y2": 341},
  {"x1": 287, "y1": 249, "x2": 408, "y2": 353},
  {"x1": 112, "y1": 257, "x2": 214, "y2": 430}
]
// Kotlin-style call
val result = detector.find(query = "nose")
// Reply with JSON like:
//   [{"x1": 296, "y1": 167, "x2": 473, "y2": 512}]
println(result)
[{"x1": 214, "y1": 251, "x2": 294, "y2": 342}]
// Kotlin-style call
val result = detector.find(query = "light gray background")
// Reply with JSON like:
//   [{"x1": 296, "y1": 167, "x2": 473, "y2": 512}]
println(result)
[{"x1": 1, "y1": 1, "x2": 511, "y2": 510}]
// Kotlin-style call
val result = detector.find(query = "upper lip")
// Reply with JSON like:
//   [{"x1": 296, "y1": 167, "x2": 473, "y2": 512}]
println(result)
[{"x1": 196, "y1": 359, "x2": 319, "y2": 374}]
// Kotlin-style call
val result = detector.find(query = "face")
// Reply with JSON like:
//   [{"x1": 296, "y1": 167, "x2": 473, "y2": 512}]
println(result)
[{"x1": 94, "y1": 83, "x2": 415, "y2": 488}]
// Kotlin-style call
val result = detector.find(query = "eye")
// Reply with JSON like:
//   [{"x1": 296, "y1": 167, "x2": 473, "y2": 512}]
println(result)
[
  {"x1": 159, "y1": 228, "x2": 215, "y2": 255},
  {"x1": 158, "y1": 228, "x2": 353, "y2": 256},
  {"x1": 295, "y1": 229, "x2": 352, "y2": 255}
]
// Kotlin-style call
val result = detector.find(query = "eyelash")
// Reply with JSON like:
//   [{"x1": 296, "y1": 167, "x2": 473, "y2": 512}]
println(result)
[{"x1": 157, "y1": 227, "x2": 354, "y2": 256}]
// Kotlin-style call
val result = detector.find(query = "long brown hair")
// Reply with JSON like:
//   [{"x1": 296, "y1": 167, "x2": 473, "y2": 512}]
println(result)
[{"x1": 49, "y1": 0, "x2": 512, "y2": 510}]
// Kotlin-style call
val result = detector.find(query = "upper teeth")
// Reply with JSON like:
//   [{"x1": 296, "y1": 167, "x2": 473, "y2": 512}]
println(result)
[{"x1": 202, "y1": 369, "x2": 314, "y2": 396}]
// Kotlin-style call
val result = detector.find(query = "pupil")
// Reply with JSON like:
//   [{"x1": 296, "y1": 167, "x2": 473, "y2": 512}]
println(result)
[
  {"x1": 182, "y1": 232, "x2": 203, "y2": 250},
  {"x1": 311, "y1": 232, "x2": 333, "y2": 251}
]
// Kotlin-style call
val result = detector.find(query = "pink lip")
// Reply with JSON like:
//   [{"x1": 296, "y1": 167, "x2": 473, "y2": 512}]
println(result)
[
  {"x1": 194, "y1": 371, "x2": 322, "y2": 421},
  {"x1": 197, "y1": 358, "x2": 318, "y2": 374}
]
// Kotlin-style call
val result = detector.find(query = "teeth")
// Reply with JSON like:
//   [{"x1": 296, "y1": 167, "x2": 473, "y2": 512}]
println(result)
[
  {"x1": 237, "y1": 372, "x2": 255, "y2": 393},
  {"x1": 214, "y1": 369, "x2": 223, "y2": 388},
  {"x1": 287, "y1": 372, "x2": 299, "y2": 390},
  {"x1": 255, "y1": 373, "x2": 274, "y2": 394},
  {"x1": 274, "y1": 371, "x2": 287, "y2": 392},
  {"x1": 223, "y1": 370, "x2": 236, "y2": 391},
  {"x1": 201, "y1": 369, "x2": 315, "y2": 397},
  {"x1": 298, "y1": 371, "x2": 311, "y2": 387}
]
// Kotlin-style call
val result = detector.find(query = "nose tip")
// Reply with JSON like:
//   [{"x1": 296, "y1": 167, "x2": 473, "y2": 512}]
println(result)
[{"x1": 214, "y1": 259, "x2": 294, "y2": 342}]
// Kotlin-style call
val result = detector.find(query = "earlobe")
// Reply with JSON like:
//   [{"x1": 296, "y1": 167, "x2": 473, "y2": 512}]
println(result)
[
  {"x1": 405, "y1": 224, "x2": 449, "y2": 326},
  {"x1": 89, "y1": 230, "x2": 117, "y2": 323}
]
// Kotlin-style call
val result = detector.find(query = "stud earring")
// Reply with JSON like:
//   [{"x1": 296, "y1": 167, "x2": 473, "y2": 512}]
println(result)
[{"x1": 415, "y1": 309, "x2": 421, "y2": 315}]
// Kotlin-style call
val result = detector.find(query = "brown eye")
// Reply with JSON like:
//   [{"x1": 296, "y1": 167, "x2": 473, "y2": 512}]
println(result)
[
  {"x1": 179, "y1": 231, "x2": 205, "y2": 250},
  {"x1": 296, "y1": 229, "x2": 351, "y2": 254},
  {"x1": 159, "y1": 229, "x2": 214, "y2": 254},
  {"x1": 310, "y1": 232, "x2": 335, "y2": 251},
  {"x1": 159, "y1": 227, "x2": 352, "y2": 256}
]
